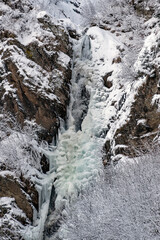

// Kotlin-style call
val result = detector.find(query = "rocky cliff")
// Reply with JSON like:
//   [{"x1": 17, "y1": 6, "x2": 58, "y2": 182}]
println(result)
[
  {"x1": 104, "y1": 11, "x2": 160, "y2": 163},
  {"x1": 0, "y1": 1, "x2": 74, "y2": 238},
  {"x1": 0, "y1": 0, "x2": 160, "y2": 239}
]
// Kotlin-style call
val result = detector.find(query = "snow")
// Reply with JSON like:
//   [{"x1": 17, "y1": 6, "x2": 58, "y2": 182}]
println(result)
[
  {"x1": 87, "y1": 26, "x2": 121, "y2": 69},
  {"x1": 0, "y1": 121, "x2": 44, "y2": 178},
  {"x1": 56, "y1": 1, "x2": 81, "y2": 24},
  {"x1": 114, "y1": 144, "x2": 128, "y2": 150},
  {"x1": 1, "y1": 81, "x2": 16, "y2": 98},
  {"x1": 134, "y1": 20, "x2": 159, "y2": 78},
  {"x1": 0, "y1": 170, "x2": 16, "y2": 178},
  {"x1": 37, "y1": 11, "x2": 48, "y2": 19},
  {"x1": 58, "y1": 51, "x2": 71, "y2": 69},
  {"x1": 137, "y1": 119, "x2": 147, "y2": 125},
  {"x1": 32, "y1": 0, "x2": 82, "y2": 24},
  {"x1": 1, "y1": 0, "x2": 159, "y2": 239},
  {"x1": 0, "y1": 197, "x2": 28, "y2": 237},
  {"x1": 26, "y1": 15, "x2": 155, "y2": 236},
  {"x1": 140, "y1": 131, "x2": 158, "y2": 139},
  {"x1": 0, "y1": 197, "x2": 26, "y2": 220},
  {"x1": 0, "y1": 197, "x2": 14, "y2": 206},
  {"x1": 0, "y1": 44, "x2": 61, "y2": 102}
]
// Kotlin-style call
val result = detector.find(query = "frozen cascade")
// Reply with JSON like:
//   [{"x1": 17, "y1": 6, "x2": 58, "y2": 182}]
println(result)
[
  {"x1": 46, "y1": 33, "x2": 107, "y2": 211},
  {"x1": 44, "y1": 33, "x2": 106, "y2": 239},
  {"x1": 44, "y1": 28, "x2": 117, "y2": 239},
  {"x1": 24, "y1": 26, "x2": 122, "y2": 240},
  {"x1": 23, "y1": 170, "x2": 55, "y2": 240}
]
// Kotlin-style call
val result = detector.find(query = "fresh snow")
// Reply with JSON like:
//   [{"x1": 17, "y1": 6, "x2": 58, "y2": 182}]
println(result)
[
  {"x1": 58, "y1": 51, "x2": 71, "y2": 69},
  {"x1": 1, "y1": 0, "x2": 159, "y2": 239},
  {"x1": 0, "y1": 197, "x2": 28, "y2": 239},
  {"x1": 25, "y1": 24, "x2": 125, "y2": 239},
  {"x1": 137, "y1": 119, "x2": 147, "y2": 125},
  {"x1": 26, "y1": 9, "x2": 157, "y2": 238}
]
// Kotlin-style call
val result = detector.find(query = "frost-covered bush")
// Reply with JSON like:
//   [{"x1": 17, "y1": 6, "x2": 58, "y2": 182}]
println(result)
[
  {"x1": 81, "y1": 0, "x2": 144, "y2": 82},
  {"x1": 134, "y1": 17, "x2": 160, "y2": 79},
  {"x1": 134, "y1": 0, "x2": 159, "y2": 12},
  {"x1": 0, "y1": 114, "x2": 45, "y2": 177},
  {"x1": 59, "y1": 151, "x2": 160, "y2": 240},
  {"x1": 81, "y1": 0, "x2": 159, "y2": 27},
  {"x1": 31, "y1": 0, "x2": 59, "y2": 10},
  {"x1": 0, "y1": 197, "x2": 28, "y2": 240},
  {"x1": 81, "y1": 0, "x2": 136, "y2": 26}
]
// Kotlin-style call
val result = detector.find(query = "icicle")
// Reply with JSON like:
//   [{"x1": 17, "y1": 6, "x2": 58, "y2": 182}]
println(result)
[{"x1": 81, "y1": 35, "x2": 92, "y2": 60}]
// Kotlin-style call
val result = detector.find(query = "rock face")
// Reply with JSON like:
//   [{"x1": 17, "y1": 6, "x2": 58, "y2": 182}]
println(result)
[
  {"x1": 0, "y1": 0, "x2": 159, "y2": 239},
  {"x1": 114, "y1": 74, "x2": 160, "y2": 157},
  {"x1": 0, "y1": 1, "x2": 73, "y2": 238},
  {"x1": 104, "y1": 19, "x2": 160, "y2": 163},
  {"x1": 0, "y1": 14, "x2": 72, "y2": 142},
  {"x1": 0, "y1": 172, "x2": 38, "y2": 240},
  {"x1": 105, "y1": 76, "x2": 160, "y2": 164},
  {"x1": 0, "y1": 174, "x2": 38, "y2": 220}
]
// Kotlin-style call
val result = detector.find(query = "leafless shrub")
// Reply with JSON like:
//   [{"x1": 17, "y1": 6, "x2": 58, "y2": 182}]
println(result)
[
  {"x1": 0, "y1": 112, "x2": 46, "y2": 176},
  {"x1": 59, "y1": 146, "x2": 160, "y2": 240}
]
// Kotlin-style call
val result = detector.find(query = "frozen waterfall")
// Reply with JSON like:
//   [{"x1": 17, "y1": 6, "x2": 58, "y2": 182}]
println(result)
[{"x1": 24, "y1": 26, "x2": 121, "y2": 240}]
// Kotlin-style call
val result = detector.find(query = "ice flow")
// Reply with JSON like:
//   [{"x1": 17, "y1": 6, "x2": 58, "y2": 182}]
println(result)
[
  {"x1": 24, "y1": 26, "x2": 121, "y2": 240},
  {"x1": 47, "y1": 33, "x2": 105, "y2": 211}
]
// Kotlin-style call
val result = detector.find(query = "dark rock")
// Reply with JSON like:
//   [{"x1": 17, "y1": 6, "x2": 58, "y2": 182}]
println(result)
[
  {"x1": 103, "y1": 71, "x2": 113, "y2": 88},
  {"x1": 112, "y1": 56, "x2": 122, "y2": 64},
  {"x1": 67, "y1": 28, "x2": 80, "y2": 40},
  {"x1": 40, "y1": 154, "x2": 49, "y2": 173},
  {"x1": 103, "y1": 140, "x2": 112, "y2": 166},
  {"x1": 19, "y1": 175, "x2": 38, "y2": 211}
]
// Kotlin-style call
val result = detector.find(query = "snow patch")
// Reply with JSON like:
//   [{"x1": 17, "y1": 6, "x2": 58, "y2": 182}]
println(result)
[
  {"x1": 152, "y1": 94, "x2": 160, "y2": 112},
  {"x1": 137, "y1": 119, "x2": 147, "y2": 125},
  {"x1": 58, "y1": 51, "x2": 71, "y2": 69}
]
